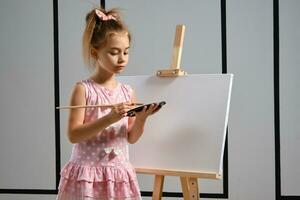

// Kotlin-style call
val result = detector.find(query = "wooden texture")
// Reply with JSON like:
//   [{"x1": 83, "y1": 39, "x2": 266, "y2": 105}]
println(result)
[
  {"x1": 136, "y1": 168, "x2": 221, "y2": 179},
  {"x1": 152, "y1": 175, "x2": 165, "y2": 200},
  {"x1": 157, "y1": 24, "x2": 187, "y2": 77},
  {"x1": 180, "y1": 177, "x2": 199, "y2": 200},
  {"x1": 171, "y1": 24, "x2": 185, "y2": 69},
  {"x1": 156, "y1": 69, "x2": 187, "y2": 77}
]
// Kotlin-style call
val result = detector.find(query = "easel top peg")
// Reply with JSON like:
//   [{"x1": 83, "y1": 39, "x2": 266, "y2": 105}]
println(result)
[{"x1": 157, "y1": 24, "x2": 187, "y2": 77}]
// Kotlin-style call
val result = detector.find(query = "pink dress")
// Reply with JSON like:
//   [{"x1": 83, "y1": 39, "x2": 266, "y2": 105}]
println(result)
[{"x1": 57, "y1": 79, "x2": 141, "y2": 200}]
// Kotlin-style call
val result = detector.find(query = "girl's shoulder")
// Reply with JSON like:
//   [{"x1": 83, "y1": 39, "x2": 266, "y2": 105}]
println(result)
[
  {"x1": 73, "y1": 78, "x2": 95, "y2": 98},
  {"x1": 76, "y1": 78, "x2": 100, "y2": 91},
  {"x1": 74, "y1": 78, "x2": 90, "y2": 86},
  {"x1": 80, "y1": 78, "x2": 93, "y2": 85}
]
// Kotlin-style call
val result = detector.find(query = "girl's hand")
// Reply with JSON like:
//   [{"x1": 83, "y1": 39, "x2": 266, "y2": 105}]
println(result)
[
  {"x1": 135, "y1": 103, "x2": 161, "y2": 121},
  {"x1": 107, "y1": 102, "x2": 133, "y2": 123},
  {"x1": 127, "y1": 102, "x2": 161, "y2": 144}
]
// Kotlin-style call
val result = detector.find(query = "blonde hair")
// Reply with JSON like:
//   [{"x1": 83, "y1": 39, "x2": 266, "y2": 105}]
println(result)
[{"x1": 82, "y1": 7, "x2": 131, "y2": 68}]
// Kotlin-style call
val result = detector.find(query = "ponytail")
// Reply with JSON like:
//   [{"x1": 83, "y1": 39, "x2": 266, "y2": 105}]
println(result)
[{"x1": 82, "y1": 11, "x2": 97, "y2": 67}]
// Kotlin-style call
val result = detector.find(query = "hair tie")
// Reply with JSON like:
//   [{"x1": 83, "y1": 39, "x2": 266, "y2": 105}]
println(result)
[{"x1": 95, "y1": 9, "x2": 116, "y2": 21}]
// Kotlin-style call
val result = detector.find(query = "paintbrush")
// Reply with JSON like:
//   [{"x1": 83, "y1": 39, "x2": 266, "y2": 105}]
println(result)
[{"x1": 56, "y1": 103, "x2": 144, "y2": 110}]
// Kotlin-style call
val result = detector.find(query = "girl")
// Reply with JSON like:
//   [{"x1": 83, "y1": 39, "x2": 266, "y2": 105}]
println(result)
[{"x1": 57, "y1": 7, "x2": 160, "y2": 200}]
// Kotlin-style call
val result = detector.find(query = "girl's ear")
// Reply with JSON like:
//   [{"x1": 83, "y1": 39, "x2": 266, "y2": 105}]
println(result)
[{"x1": 91, "y1": 48, "x2": 98, "y2": 59}]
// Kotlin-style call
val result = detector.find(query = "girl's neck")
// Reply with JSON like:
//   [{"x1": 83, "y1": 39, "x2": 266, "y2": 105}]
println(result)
[{"x1": 91, "y1": 69, "x2": 117, "y2": 89}]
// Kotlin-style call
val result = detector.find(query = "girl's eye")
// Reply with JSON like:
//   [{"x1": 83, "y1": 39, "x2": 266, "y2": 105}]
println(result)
[
  {"x1": 109, "y1": 52, "x2": 119, "y2": 56},
  {"x1": 109, "y1": 51, "x2": 129, "y2": 56}
]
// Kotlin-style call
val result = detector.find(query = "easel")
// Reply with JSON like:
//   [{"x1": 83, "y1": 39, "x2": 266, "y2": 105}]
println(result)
[
  {"x1": 136, "y1": 168, "x2": 221, "y2": 200},
  {"x1": 136, "y1": 25, "x2": 221, "y2": 200},
  {"x1": 156, "y1": 24, "x2": 187, "y2": 77}
]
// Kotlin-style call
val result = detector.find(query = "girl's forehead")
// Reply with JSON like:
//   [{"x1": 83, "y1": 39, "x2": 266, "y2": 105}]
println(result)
[{"x1": 106, "y1": 32, "x2": 130, "y2": 48}]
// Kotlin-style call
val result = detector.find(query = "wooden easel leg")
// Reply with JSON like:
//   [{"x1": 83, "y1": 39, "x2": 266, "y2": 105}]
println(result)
[
  {"x1": 152, "y1": 175, "x2": 164, "y2": 200},
  {"x1": 180, "y1": 177, "x2": 199, "y2": 200}
]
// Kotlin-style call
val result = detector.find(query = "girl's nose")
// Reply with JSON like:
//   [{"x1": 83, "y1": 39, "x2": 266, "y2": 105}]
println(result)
[{"x1": 118, "y1": 54, "x2": 126, "y2": 63}]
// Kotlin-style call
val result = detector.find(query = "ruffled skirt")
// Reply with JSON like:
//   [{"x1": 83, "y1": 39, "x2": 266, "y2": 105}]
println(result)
[{"x1": 57, "y1": 162, "x2": 141, "y2": 200}]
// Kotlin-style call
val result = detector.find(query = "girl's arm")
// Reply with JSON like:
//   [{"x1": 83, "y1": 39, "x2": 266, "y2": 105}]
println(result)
[
  {"x1": 67, "y1": 83, "x2": 131, "y2": 144},
  {"x1": 127, "y1": 91, "x2": 159, "y2": 144}
]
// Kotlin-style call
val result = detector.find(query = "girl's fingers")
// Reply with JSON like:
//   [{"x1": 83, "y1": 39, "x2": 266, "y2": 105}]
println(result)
[
  {"x1": 146, "y1": 104, "x2": 161, "y2": 115},
  {"x1": 151, "y1": 105, "x2": 161, "y2": 114},
  {"x1": 115, "y1": 102, "x2": 161, "y2": 118},
  {"x1": 141, "y1": 104, "x2": 157, "y2": 115},
  {"x1": 114, "y1": 103, "x2": 134, "y2": 117},
  {"x1": 113, "y1": 105, "x2": 125, "y2": 115},
  {"x1": 125, "y1": 102, "x2": 136, "y2": 106},
  {"x1": 118, "y1": 102, "x2": 135, "y2": 110},
  {"x1": 148, "y1": 104, "x2": 158, "y2": 112}
]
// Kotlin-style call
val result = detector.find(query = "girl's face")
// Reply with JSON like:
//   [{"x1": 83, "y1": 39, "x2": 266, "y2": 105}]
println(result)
[{"x1": 96, "y1": 32, "x2": 130, "y2": 74}]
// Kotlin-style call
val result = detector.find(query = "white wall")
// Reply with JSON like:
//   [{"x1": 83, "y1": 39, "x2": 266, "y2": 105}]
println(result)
[
  {"x1": 0, "y1": 0, "x2": 56, "y2": 190},
  {"x1": 227, "y1": 0, "x2": 275, "y2": 199},
  {"x1": 0, "y1": 0, "x2": 299, "y2": 200},
  {"x1": 279, "y1": 0, "x2": 300, "y2": 196}
]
